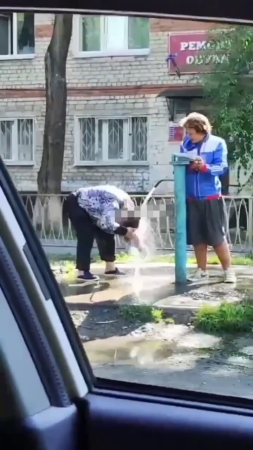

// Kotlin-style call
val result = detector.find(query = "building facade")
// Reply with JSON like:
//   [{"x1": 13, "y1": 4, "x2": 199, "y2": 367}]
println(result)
[{"x1": 0, "y1": 13, "x2": 225, "y2": 195}]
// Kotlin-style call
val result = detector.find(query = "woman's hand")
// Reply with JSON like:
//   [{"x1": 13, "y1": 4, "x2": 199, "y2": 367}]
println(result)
[
  {"x1": 191, "y1": 157, "x2": 205, "y2": 171},
  {"x1": 124, "y1": 228, "x2": 140, "y2": 250},
  {"x1": 124, "y1": 228, "x2": 135, "y2": 241}
]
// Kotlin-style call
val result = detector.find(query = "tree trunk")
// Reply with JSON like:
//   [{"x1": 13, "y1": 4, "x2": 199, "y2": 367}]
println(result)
[{"x1": 35, "y1": 14, "x2": 73, "y2": 233}]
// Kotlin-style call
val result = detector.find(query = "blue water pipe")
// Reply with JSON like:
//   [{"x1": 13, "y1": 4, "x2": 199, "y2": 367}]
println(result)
[
  {"x1": 171, "y1": 154, "x2": 190, "y2": 284},
  {"x1": 150, "y1": 155, "x2": 189, "y2": 284}
]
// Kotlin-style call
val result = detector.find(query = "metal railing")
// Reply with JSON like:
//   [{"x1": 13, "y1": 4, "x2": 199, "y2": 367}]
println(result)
[{"x1": 20, "y1": 193, "x2": 253, "y2": 253}]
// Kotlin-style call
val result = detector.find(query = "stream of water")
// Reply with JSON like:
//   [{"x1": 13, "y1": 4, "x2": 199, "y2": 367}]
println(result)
[{"x1": 128, "y1": 187, "x2": 157, "y2": 301}]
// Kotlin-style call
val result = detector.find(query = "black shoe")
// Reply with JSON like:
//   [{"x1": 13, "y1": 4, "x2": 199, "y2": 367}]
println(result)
[
  {"x1": 77, "y1": 271, "x2": 99, "y2": 282},
  {"x1": 104, "y1": 267, "x2": 126, "y2": 276}
]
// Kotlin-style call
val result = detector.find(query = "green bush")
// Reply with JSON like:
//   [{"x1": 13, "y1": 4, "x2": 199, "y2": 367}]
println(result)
[
  {"x1": 194, "y1": 301, "x2": 253, "y2": 333},
  {"x1": 120, "y1": 305, "x2": 170, "y2": 324}
]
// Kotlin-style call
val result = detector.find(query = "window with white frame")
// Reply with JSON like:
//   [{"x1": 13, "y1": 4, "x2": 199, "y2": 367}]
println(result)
[
  {"x1": 0, "y1": 118, "x2": 34, "y2": 163},
  {"x1": 77, "y1": 15, "x2": 149, "y2": 56},
  {"x1": 0, "y1": 13, "x2": 35, "y2": 57},
  {"x1": 76, "y1": 117, "x2": 148, "y2": 164}
]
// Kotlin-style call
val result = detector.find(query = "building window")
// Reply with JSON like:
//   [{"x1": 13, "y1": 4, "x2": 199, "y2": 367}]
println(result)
[
  {"x1": 75, "y1": 15, "x2": 150, "y2": 57},
  {"x1": 76, "y1": 116, "x2": 148, "y2": 164},
  {"x1": 173, "y1": 99, "x2": 191, "y2": 123},
  {"x1": 170, "y1": 98, "x2": 208, "y2": 123},
  {"x1": 169, "y1": 97, "x2": 209, "y2": 142},
  {"x1": 0, "y1": 118, "x2": 34, "y2": 164},
  {"x1": 0, "y1": 13, "x2": 35, "y2": 58}
]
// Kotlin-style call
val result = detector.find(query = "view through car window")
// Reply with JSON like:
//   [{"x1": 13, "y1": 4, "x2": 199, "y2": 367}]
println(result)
[{"x1": 4, "y1": 12, "x2": 253, "y2": 398}]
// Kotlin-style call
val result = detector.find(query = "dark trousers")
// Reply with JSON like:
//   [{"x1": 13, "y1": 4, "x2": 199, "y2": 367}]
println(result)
[{"x1": 66, "y1": 194, "x2": 115, "y2": 271}]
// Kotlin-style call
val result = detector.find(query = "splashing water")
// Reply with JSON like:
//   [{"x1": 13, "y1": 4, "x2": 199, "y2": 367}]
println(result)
[
  {"x1": 132, "y1": 219, "x2": 156, "y2": 299},
  {"x1": 141, "y1": 186, "x2": 156, "y2": 208},
  {"x1": 133, "y1": 216, "x2": 156, "y2": 258},
  {"x1": 128, "y1": 188, "x2": 157, "y2": 301}
]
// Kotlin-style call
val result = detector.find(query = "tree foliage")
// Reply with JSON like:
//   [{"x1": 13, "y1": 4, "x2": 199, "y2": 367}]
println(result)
[{"x1": 201, "y1": 27, "x2": 253, "y2": 167}]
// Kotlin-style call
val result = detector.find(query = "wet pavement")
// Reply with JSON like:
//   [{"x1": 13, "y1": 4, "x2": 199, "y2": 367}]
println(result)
[
  {"x1": 90, "y1": 340, "x2": 253, "y2": 399},
  {"x1": 57, "y1": 264, "x2": 253, "y2": 313},
  {"x1": 83, "y1": 322, "x2": 253, "y2": 399},
  {"x1": 70, "y1": 306, "x2": 253, "y2": 399},
  {"x1": 53, "y1": 263, "x2": 253, "y2": 399}
]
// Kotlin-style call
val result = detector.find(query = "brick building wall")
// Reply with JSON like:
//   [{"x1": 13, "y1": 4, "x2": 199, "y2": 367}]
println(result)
[{"x1": 0, "y1": 14, "x2": 218, "y2": 193}]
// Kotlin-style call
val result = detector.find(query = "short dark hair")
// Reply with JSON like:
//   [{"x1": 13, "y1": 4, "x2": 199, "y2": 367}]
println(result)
[{"x1": 121, "y1": 218, "x2": 140, "y2": 229}]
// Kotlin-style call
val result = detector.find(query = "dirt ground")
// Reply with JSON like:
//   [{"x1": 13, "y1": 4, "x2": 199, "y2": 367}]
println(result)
[{"x1": 68, "y1": 305, "x2": 166, "y2": 341}]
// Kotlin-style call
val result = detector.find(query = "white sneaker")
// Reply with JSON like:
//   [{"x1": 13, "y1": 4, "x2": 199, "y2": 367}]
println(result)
[
  {"x1": 224, "y1": 268, "x2": 236, "y2": 283},
  {"x1": 187, "y1": 268, "x2": 209, "y2": 282}
]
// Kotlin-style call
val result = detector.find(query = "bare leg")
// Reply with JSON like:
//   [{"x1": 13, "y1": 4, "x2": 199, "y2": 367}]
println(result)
[
  {"x1": 105, "y1": 262, "x2": 116, "y2": 271},
  {"x1": 193, "y1": 244, "x2": 208, "y2": 270},
  {"x1": 213, "y1": 241, "x2": 231, "y2": 270}
]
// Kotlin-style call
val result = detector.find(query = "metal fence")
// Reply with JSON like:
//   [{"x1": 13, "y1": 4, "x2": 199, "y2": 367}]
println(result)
[{"x1": 20, "y1": 193, "x2": 253, "y2": 253}]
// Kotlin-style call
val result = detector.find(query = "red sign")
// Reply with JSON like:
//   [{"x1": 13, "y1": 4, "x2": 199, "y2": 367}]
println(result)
[
  {"x1": 169, "y1": 125, "x2": 184, "y2": 142},
  {"x1": 168, "y1": 31, "x2": 228, "y2": 74}
]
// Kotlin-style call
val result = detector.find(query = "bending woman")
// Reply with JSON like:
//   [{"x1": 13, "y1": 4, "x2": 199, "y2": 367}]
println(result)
[{"x1": 65, "y1": 185, "x2": 140, "y2": 282}]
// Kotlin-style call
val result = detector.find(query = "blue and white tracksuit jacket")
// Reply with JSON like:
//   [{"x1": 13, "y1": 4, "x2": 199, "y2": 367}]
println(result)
[{"x1": 180, "y1": 134, "x2": 228, "y2": 200}]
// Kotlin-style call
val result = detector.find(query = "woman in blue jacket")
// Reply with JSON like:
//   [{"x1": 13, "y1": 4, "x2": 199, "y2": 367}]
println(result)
[{"x1": 180, "y1": 112, "x2": 236, "y2": 283}]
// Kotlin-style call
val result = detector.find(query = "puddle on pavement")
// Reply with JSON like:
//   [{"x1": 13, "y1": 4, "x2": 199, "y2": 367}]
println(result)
[
  {"x1": 59, "y1": 280, "x2": 111, "y2": 297},
  {"x1": 84, "y1": 339, "x2": 175, "y2": 365},
  {"x1": 84, "y1": 336, "x2": 253, "y2": 375},
  {"x1": 84, "y1": 329, "x2": 221, "y2": 366}
]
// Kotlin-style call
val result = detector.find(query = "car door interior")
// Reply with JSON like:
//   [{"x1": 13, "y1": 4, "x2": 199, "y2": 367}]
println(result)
[
  {"x1": 0, "y1": 157, "x2": 88, "y2": 449},
  {"x1": 1, "y1": 4, "x2": 253, "y2": 450}
]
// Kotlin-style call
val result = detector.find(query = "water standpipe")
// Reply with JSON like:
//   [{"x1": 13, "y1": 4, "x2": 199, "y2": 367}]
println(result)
[
  {"x1": 140, "y1": 160, "x2": 189, "y2": 285},
  {"x1": 171, "y1": 153, "x2": 191, "y2": 284}
]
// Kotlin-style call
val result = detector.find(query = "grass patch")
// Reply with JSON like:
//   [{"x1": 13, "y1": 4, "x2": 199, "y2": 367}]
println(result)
[
  {"x1": 230, "y1": 255, "x2": 253, "y2": 265},
  {"x1": 48, "y1": 251, "x2": 253, "y2": 273},
  {"x1": 119, "y1": 253, "x2": 253, "y2": 265},
  {"x1": 188, "y1": 255, "x2": 220, "y2": 265},
  {"x1": 94, "y1": 252, "x2": 253, "y2": 266},
  {"x1": 94, "y1": 253, "x2": 175, "y2": 264},
  {"x1": 48, "y1": 254, "x2": 75, "y2": 265},
  {"x1": 194, "y1": 301, "x2": 253, "y2": 333},
  {"x1": 50, "y1": 260, "x2": 75, "y2": 272},
  {"x1": 120, "y1": 305, "x2": 174, "y2": 324}
]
